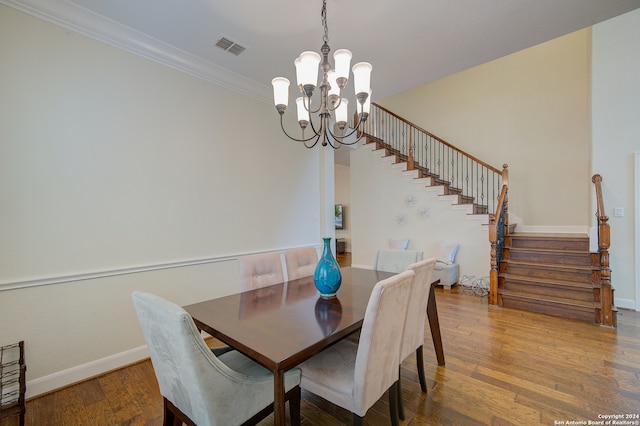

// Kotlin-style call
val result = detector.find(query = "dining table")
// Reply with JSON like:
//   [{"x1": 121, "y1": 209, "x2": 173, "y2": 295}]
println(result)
[{"x1": 183, "y1": 266, "x2": 444, "y2": 426}]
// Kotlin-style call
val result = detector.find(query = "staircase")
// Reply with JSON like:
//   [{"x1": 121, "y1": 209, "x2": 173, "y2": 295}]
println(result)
[
  {"x1": 498, "y1": 233, "x2": 603, "y2": 322},
  {"x1": 361, "y1": 103, "x2": 616, "y2": 327}
]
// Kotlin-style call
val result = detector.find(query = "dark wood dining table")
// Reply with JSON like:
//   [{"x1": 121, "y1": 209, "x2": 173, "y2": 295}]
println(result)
[{"x1": 183, "y1": 267, "x2": 444, "y2": 426}]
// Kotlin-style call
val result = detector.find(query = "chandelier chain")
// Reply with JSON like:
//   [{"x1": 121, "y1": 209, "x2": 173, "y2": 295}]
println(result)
[{"x1": 321, "y1": 0, "x2": 329, "y2": 44}]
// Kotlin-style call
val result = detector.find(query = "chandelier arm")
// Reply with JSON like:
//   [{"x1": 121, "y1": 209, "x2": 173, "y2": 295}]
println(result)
[
  {"x1": 325, "y1": 123, "x2": 366, "y2": 147},
  {"x1": 302, "y1": 93, "x2": 323, "y2": 115},
  {"x1": 307, "y1": 112, "x2": 326, "y2": 137},
  {"x1": 279, "y1": 114, "x2": 321, "y2": 143}
]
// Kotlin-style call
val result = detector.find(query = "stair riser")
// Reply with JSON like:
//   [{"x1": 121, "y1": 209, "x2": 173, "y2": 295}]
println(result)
[
  {"x1": 501, "y1": 296, "x2": 595, "y2": 322},
  {"x1": 501, "y1": 281, "x2": 594, "y2": 302},
  {"x1": 506, "y1": 250, "x2": 591, "y2": 266},
  {"x1": 507, "y1": 237, "x2": 589, "y2": 251},
  {"x1": 504, "y1": 264, "x2": 592, "y2": 283}
]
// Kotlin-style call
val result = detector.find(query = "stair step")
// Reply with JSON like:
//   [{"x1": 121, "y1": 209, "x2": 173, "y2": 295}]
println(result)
[
  {"x1": 506, "y1": 247, "x2": 591, "y2": 266},
  {"x1": 507, "y1": 233, "x2": 589, "y2": 251},
  {"x1": 501, "y1": 260, "x2": 592, "y2": 283},
  {"x1": 500, "y1": 274, "x2": 594, "y2": 302},
  {"x1": 499, "y1": 289, "x2": 595, "y2": 322}
]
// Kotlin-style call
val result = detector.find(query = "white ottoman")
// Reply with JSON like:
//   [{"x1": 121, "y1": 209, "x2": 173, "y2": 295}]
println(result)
[{"x1": 432, "y1": 261, "x2": 459, "y2": 290}]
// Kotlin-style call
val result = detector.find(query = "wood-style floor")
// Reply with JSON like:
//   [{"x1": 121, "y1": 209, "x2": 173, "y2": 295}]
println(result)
[{"x1": 7, "y1": 254, "x2": 640, "y2": 425}]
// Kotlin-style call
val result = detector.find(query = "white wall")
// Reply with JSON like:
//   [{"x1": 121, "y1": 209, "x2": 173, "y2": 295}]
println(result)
[
  {"x1": 0, "y1": 5, "x2": 322, "y2": 396},
  {"x1": 592, "y1": 8, "x2": 640, "y2": 309},
  {"x1": 350, "y1": 145, "x2": 489, "y2": 277}
]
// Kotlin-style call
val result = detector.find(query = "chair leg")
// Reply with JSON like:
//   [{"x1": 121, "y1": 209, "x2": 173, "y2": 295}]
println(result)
[
  {"x1": 354, "y1": 413, "x2": 364, "y2": 426},
  {"x1": 289, "y1": 385, "x2": 301, "y2": 426},
  {"x1": 416, "y1": 345, "x2": 427, "y2": 392},
  {"x1": 397, "y1": 366, "x2": 405, "y2": 420},
  {"x1": 163, "y1": 398, "x2": 175, "y2": 426},
  {"x1": 388, "y1": 381, "x2": 400, "y2": 426}
]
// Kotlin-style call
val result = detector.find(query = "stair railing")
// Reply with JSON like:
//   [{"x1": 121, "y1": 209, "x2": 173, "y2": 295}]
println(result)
[
  {"x1": 361, "y1": 103, "x2": 504, "y2": 214},
  {"x1": 592, "y1": 174, "x2": 615, "y2": 327},
  {"x1": 489, "y1": 166, "x2": 509, "y2": 305}
]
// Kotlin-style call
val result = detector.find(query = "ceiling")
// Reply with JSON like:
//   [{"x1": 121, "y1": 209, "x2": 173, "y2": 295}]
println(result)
[{"x1": 5, "y1": 0, "x2": 640, "y2": 166}]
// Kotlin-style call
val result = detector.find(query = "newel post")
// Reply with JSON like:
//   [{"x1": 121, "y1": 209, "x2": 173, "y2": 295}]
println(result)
[{"x1": 489, "y1": 216, "x2": 498, "y2": 305}]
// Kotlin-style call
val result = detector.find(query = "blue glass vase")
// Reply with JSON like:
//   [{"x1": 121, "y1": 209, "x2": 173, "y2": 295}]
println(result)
[{"x1": 314, "y1": 237, "x2": 342, "y2": 298}]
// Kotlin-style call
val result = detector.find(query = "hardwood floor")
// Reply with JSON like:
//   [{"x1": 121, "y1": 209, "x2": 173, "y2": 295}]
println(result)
[{"x1": 7, "y1": 276, "x2": 640, "y2": 425}]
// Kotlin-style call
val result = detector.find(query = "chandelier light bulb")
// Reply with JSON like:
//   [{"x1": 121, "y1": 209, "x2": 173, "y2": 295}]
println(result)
[
  {"x1": 271, "y1": 77, "x2": 290, "y2": 114},
  {"x1": 362, "y1": 90, "x2": 372, "y2": 115},
  {"x1": 335, "y1": 98, "x2": 349, "y2": 127},
  {"x1": 296, "y1": 96, "x2": 310, "y2": 128},
  {"x1": 352, "y1": 62, "x2": 373, "y2": 100},
  {"x1": 333, "y1": 49, "x2": 352, "y2": 83},
  {"x1": 296, "y1": 51, "x2": 322, "y2": 89}
]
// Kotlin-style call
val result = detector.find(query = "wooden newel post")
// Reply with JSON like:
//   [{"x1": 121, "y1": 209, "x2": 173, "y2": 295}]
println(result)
[
  {"x1": 489, "y1": 216, "x2": 498, "y2": 305},
  {"x1": 592, "y1": 173, "x2": 615, "y2": 327}
]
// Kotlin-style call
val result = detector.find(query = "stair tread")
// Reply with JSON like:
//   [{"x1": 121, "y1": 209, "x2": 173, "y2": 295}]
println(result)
[
  {"x1": 503, "y1": 259, "x2": 592, "y2": 269},
  {"x1": 499, "y1": 288, "x2": 595, "y2": 309},
  {"x1": 507, "y1": 247, "x2": 591, "y2": 255},
  {"x1": 509, "y1": 232, "x2": 589, "y2": 238},
  {"x1": 500, "y1": 274, "x2": 593, "y2": 289}
]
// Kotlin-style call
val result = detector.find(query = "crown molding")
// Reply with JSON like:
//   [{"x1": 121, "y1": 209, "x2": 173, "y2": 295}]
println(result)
[{"x1": 0, "y1": 0, "x2": 272, "y2": 103}]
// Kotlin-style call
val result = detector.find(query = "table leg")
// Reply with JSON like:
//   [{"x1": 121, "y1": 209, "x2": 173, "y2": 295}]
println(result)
[
  {"x1": 427, "y1": 281, "x2": 445, "y2": 365},
  {"x1": 274, "y1": 370, "x2": 286, "y2": 426}
]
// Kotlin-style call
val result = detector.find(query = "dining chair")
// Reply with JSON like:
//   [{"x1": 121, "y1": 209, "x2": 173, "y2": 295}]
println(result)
[
  {"x1": 237, "y1": 252, "x2": 285, "y2": 291},
  {"x1": 298, "y1": 270, "x2": 415, "y2": 426},
  {"x1": 397, "y1": 257, "x2": 437, "y2": 420},
  {"x1": 131, "y1": 291, "x2": 301, "y2": 426},
  {"x1": 373, "y1": 248, "x2": 423, "y2": 273},
  {"x1": 284, "y1": 247, "x2": 318, "y2": 281}
]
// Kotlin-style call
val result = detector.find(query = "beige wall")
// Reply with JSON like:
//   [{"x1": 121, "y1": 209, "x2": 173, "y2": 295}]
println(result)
[
  {"x1": 381, "y1": 29, "x2": 592, "y2": 230},
  {"x1": 0, "y1": 5, "x2": 322, "y2": 395}
]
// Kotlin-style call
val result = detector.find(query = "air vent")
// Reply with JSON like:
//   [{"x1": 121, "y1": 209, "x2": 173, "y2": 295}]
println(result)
[{"x1": 215, "y1": 36, "x2": 247, "y2": 56}]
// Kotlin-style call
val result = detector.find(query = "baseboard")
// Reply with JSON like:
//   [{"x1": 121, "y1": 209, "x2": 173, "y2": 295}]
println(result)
[
  {"x1": 519, "y1": 225, "x2": 589, "y2": 234},
  {"x1": 616, "y1": 298, "x2": 636, "y2": 311},
  {"x1": 350, "y1": 263, "x2": 372, "y2": 270},
  {"x1": 26, "y1": 345, "x2": 149, "y2": 399}
]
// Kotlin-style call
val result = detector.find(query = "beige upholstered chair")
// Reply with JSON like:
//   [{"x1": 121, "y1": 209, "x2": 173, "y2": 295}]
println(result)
[
  {"x1": 397, "y1": 258, "x2": 436, "y2": 420},
  {"x1": 284, "y1": 247, "x2": 318, "y2": 281},
  {"x1": 298, "y1": 270, "x2": 415, "y2": 426},
  {"x1": 373, "y1": 249, "x2": 424, "y2": 273},
  {"x1": 131, "y1": 291, "x2": 301, "y2": 426},
  {"x1": 237, "y1": 252, "x2": 285, "y2": 291}
]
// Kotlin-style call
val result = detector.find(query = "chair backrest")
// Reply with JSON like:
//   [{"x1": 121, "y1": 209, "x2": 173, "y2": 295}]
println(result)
[
  {"x1": 131, "y1": 291, "x2": 235, "y2": 425},
  {"x1": 284, "y1": 247, "x2": 318, "y2": 281},
  {"x1": 352, "y1": 269, "x2": 414, "y2": 416},
  {"x1": 373, "y1": 249, "x2": 424, "y2": 273},
  {"x1": 237, "y1": 252, "x2": 285, "y2": 291},
  {"x1": 400, "y1": 258, "x2": 437, "y2": 361}
]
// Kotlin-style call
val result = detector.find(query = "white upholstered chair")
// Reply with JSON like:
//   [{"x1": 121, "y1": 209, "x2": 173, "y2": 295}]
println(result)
[
  {"x1": 237, "y1": 252, "x2": 285, "y2": 291},
  {"x1": 131, "y1": 291, "x2": 301, "y2": 426},
  {"x1": 397, "y1": 258, "x2": 436, "y2": 420},
  {"x1": 298, "y1": 270, "x2": 415, "y2": 426},
  {"x1": 284, "y1": 247, "x2": 318, "y2": 281},
  {"x1": 373, "y1": 249, "x2": 424, "y2": 273}
]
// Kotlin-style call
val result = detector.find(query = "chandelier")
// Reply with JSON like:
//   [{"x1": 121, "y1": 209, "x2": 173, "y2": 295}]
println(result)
[{"x1": 271, "y1": 0, "x2": 372, "y2": 149}]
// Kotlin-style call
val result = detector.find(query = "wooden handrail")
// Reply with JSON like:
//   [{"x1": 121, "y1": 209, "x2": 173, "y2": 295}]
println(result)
[
  {"x1": 372, "y1": 103, "x2": 502, "y2": 175},
  {"x1": 592, "y1": 174, "x2": 615, "y2": 327}
]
